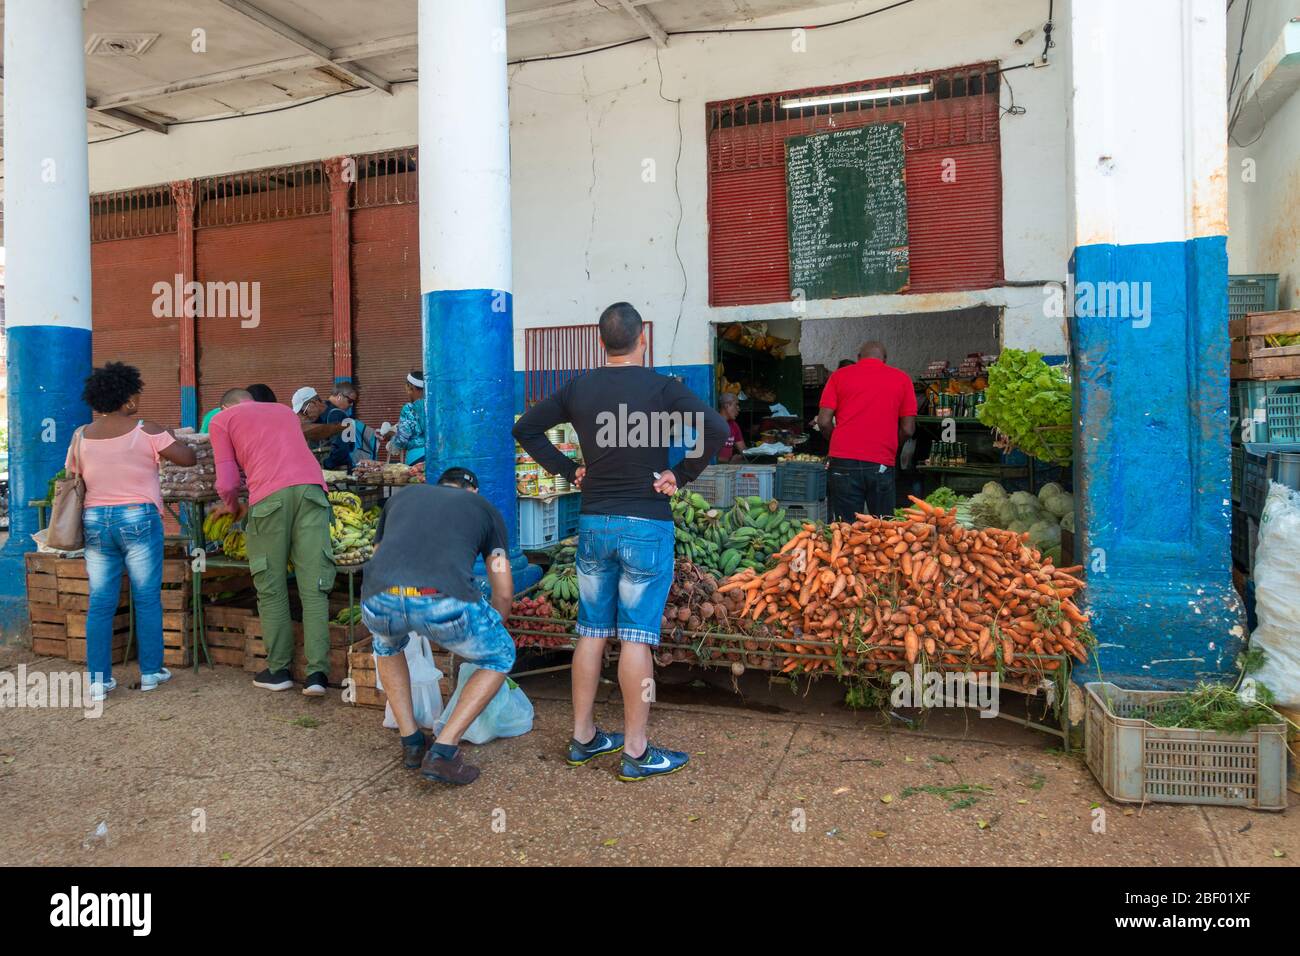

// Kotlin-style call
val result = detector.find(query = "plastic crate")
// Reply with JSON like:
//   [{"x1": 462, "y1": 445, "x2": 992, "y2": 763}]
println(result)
[
  {"x1": 1084, "y1": 682, "x2": 1288, "y2": 810},
  {"x1": 1231, "y1": 445, "x2": 1243, "y2": 503},
  {"x1": 775, "y1": 461, "x2": 828, "y2": 502},
  {"x1": 1242, "y1": 442, "x2": 1300, "y2": 520},
  {"x1": 1228, "y1": 273, "x2": 1279, "y2": 322},
  {"x1": 733, "y1": 464, "x2": 775, "y2": 501},
  {"x1": 689, "y1": 465, "x2": 737, "y2": 508},
  {"x1": 1264, "y1": 391, "x2": 1300, "y2": 441},
  {"x1": 780, "y1": 499, "x2": 828, "y2": 524},
  {"x1": 1231, "y1": 506, "x2": 1247, "y2": 569},
  {"x1": 518, "y1": 496, "x2": 561, "y2": 550},
  {"x1": 558, "y1": 491, "x2": 582, "y2": 538}
]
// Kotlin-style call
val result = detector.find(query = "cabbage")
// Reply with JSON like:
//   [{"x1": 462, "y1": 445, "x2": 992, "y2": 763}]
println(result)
[
  {"x1": 1028, "y1": 520, "x2": 1062, "y2": 550},
  {"x1": 1037, "y1": 482, "x2": 1065, "y2": 503},
  {"x1": 1060, "y1": 510, "x2": 1075, "y2": 533},
  {"x1": 1008, "y1": 520, "x2": 1032, "y2": 535},
  {"x1": 1009, "y1": 491, "x2": 1039, "y2": 509},
  {"x1": 1042, "y1": 490, "x2": 1073, "y2": 519},
  {"x1": 969, "y1": 493, "x2": 1002, "y2": 529},
  {"x1": 982, "y1": 481, "x2": 1008, "y2": 499}
]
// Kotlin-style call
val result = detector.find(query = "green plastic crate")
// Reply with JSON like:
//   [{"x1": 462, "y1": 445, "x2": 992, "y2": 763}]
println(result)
[{"x1": 1084, "y1": 682, "x2": 1287, "y2": 811}]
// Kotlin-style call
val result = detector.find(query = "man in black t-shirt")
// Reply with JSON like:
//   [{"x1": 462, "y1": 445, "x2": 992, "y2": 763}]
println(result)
[
  {"x1": 359, "y1": 468, "x2": 516, "y2": 786},
  {"x1": 514, "y1": 303, "x2": 727, "y2": 781}
]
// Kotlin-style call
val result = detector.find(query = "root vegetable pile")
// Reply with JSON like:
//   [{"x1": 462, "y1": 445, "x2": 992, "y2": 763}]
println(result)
[
  {"x1": 659, "y1": 562, "x2": 730, "y2": 667},
  {"x1": 716, "y1": 496, "x2": 1091, "y2": 676},
  {"x1": 507, "y1": 595, "x2": 573, "y2": 648}
]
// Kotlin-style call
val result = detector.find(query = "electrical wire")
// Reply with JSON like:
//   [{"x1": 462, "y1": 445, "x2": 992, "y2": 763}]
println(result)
[{"x1": 653, "y1": 46, "x2": 689, "y2": 364}]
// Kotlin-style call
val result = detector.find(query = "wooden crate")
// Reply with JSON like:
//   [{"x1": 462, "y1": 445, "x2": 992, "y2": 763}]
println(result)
[
  {"x1": 163, "y1": 610, "x2": 192, "y2": 667},
  {"x1": 346, "y1": 635, "x2": 456, "y2": 709},
  {"x1": 242, "y1": 617, "x2": 351, "y2": 683},
  {"x1": 202, "y1": 606, "x2": 255, "y2": 668},
  {"x1": 1231, "y1": 310, "x2": 1300, "y2": 380},
  {"x1": 66, "y1": 628, "x2": 129, "y2": 665}
]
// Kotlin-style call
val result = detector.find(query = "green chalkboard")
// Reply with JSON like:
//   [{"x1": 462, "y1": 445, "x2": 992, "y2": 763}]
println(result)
[{"x1": 786, "y1": 122, "x2": 910, "y2": 300}]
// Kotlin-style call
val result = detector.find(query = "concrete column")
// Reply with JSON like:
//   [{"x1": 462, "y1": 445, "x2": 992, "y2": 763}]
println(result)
[
  {"x1": 171, "y1": 180, "x2": 198, "y2": 428},
  {"x1": 1065, "y1": 0, "x2": 1243, "y2": 686},
  {"x1": 418, "y1": 0, "x2": 536, "y2": 589},
  {"x1": 0, "y1": 0, "x2": 94, "y2": 633}
]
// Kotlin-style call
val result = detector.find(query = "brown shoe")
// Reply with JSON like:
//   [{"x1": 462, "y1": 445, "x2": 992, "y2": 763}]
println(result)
[{"x1": 420, "y1": 746, "x2": 481, "y2": 785}]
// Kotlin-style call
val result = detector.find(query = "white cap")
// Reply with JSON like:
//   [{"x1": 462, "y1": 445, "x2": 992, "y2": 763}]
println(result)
[{"x1": 291, "y1": 386, "x2": 319, "y2": 414}]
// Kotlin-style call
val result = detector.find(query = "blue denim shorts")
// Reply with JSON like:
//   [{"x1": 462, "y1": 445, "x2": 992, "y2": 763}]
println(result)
[
  {"x1": 575, "y1": 514, "x2": 675, "y2": 646},
  {"x1": 361, "y1": 591, "x2": 516, "y2": 674}
]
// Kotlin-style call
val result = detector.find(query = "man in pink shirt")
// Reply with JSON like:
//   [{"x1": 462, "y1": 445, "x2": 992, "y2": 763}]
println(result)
[{"x1": 209, "y1": 401, "x2": 335, "y2": 696}]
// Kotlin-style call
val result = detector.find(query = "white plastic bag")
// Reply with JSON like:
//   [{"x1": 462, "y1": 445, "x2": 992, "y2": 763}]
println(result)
[
  {"x1": 1251, "y1": 481, "x2": 1300, "y2": 709},
  {"x1": 374, "y1": 633, "x2": 444, "y2": 730},
  {"x1": 433, "y1": 662, "x2": 534, "y2": 744}
]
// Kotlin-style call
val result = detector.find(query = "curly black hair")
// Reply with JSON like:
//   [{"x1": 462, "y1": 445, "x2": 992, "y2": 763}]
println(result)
[{"x1": 82, "y1": 362, "x2": 144, "y2": 414}]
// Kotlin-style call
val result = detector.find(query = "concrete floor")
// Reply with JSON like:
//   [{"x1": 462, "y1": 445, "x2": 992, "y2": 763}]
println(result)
[{"x1": 0, "y1": 646, "x2": 1295, "y2": 867}]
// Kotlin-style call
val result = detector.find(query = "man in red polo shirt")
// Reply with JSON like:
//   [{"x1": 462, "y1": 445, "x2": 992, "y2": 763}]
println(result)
[{"x1": 816, "y1": 341, "x2": 917, "y2": 520}]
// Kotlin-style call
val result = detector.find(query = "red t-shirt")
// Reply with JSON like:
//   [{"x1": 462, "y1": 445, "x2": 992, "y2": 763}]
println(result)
[{"x1": 818, "y1": 358, "x2": 918, "y2": 464}]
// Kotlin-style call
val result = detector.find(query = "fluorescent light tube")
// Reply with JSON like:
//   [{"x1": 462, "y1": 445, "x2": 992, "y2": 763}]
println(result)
[{"x1": 781, "y1": 83, "x2": 933, "y2": 109}]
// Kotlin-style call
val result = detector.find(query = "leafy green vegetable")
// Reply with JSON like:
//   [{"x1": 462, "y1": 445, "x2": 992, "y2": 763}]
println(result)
[
  {"x1": 894, "y1": 486, "x2": 963, "y2": 519},
  {"x1": 1135, "y1": 682, "x2": 1279, "y2": 734},
  {"x1": 976, "y1": 350, "x2": 1073, "y2": 465}
]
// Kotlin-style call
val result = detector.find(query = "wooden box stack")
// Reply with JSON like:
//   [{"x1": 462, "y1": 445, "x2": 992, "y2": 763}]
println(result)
[
  {"x1": 242, "y1": 618, "x2": 354, "y2": 683},
  {"x1": 160, "y1": 559, "x2": 256, "y2": 666},
  {"x1": 25, "y1": 553, "x2": 130, "y2": 661},
  {"x1": 346, "y1": 635, "x2": 456, "y2": 710}
]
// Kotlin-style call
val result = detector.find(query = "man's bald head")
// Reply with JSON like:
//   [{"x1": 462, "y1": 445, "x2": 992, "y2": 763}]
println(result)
[
  {"x1": 221, "y1": 388, "x2": 253, "y2": 408},
  {"x1": 858, "y1": 341, "x2": 887, "y2": 361}
]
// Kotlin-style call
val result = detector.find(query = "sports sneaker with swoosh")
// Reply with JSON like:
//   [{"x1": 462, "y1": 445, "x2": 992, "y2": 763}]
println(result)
[
  {"x1": 566, "y1": 728, "x2": 625, "y2": 766},
  {"x1": 618, "y1": 744, "x2": 689, "y2": 782}
]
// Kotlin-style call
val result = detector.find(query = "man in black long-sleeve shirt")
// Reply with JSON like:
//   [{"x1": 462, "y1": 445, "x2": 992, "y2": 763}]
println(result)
[{"x1": 514, "y1": 302, "x2": 727, "y2": 781}]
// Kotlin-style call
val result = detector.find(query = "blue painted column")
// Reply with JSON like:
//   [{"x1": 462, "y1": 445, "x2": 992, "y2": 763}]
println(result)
[
  {"x1": 1065, "y1": 0, "x2": 1243, "y2": 687},
  {"x1": 0, "y1": 0, "x2": 95, "y2": 636},
  {"x1": 418, "y1": 0, "x2": 538, "y2": 590}
]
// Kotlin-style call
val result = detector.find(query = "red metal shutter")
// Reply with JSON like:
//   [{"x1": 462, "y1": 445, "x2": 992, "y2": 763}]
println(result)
[
  {"x1": 707, "y1": 64, "x2": 1003, "y2": 306},
  {"x1": 90, "y1": 235, "x2": 181, "y2": 427},
  {"x1": 194, "y1": 214, "x2": 334, "y2": 412},
  {"x1": 351, "y1": 199, "x2": 422, "y2": 429}
]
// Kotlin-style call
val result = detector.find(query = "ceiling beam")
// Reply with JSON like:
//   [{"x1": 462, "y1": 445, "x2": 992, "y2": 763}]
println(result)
[
  {"x1": 87, "y1": 106, "x2": 169, "y2": 135},
  {"x1": 615, "y1": 0, "x2": 669, "y2": 48},
  {"x1": 214, "y1": 0, "x2": 393, "y2": 94},
  {"x1": 88, "y1": 0, "x2": 675, "y2": 114}
]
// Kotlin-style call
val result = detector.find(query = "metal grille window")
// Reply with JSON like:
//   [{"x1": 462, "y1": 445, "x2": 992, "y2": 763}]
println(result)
[
  {"x1": 194, "y1": 162, "x2": 329, "y2": 229},
  {"x1": 351, "y1": 147, "x2": 419, "y2": 209},
  {"x1": 524, "y1": 323, "x2": 655, "y2": 406},
  {"x1": 707, "y1": 63, "x2": 1003, "y2": 306},
  {"x1": 90, "y1": 186, "x2": 176, "y2": 242}
]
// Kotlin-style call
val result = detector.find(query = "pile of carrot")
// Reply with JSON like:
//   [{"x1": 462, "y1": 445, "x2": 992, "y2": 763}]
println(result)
[{"x1": 715, "y1": 496, "x2": 1090, "y2": 676}]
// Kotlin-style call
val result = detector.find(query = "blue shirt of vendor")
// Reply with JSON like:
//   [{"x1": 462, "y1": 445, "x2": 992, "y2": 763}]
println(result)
[{"x1": 320, "y1": 405, "x2": 355, "y2": 471}]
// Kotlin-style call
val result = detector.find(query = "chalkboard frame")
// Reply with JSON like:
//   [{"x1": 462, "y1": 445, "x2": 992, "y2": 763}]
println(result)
[{"x1": 785, "y1": 122, "x2": 911, "y2": 301}]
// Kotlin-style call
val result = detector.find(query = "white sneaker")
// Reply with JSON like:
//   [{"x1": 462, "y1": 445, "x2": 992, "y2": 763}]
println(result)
[
  {"x1": 140, "y1": 668, "x2": 173, "y2": 692},
  {"x1": 89, "y1": 678, "x2": 117, "y2": 702}
]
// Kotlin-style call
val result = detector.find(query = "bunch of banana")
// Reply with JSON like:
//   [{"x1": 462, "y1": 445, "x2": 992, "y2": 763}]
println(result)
[
  {"x1": 539, "y1": 563, "x2": 579, "y2": 604},
  {"x1": 202, "y1": 509, "x2": 236, "y2": 544},
  {"x1": 222, "y1": 529, "x2": 248, "y2": 560},
  {"x1": 669, "y1": 490, "x2": 801, "y2": 579},
  {"x1": 330, "y1": 494, "x2": 378, "y2": 565},
  {"x1": 332, "y1": 605, "x2": 363, "y2": 626}
]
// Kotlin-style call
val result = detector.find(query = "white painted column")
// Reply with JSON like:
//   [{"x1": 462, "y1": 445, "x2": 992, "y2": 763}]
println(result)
[
  {"x1": 417, "y1": 0, "x2": 535, "y2": 585},
  {"x1": 1, "y1": 0, "x2": 94, "y2": 630}
]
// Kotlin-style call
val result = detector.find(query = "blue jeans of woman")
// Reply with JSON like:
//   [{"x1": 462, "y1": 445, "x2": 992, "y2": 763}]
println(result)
[{"x1": 83, "y1": 504, "x2": 164, "y2": 682}]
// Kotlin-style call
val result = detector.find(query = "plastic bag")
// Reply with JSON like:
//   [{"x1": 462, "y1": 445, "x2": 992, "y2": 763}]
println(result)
[
  {"x1": 374, "y1": 633, "x2": 444, "y2": 730},
  {"x1": 1251, "y1": 481, "x2": 1300, "y2": 709},
  {"x1": 433, "y1": 662, "x2": 534, "y2": 745}
]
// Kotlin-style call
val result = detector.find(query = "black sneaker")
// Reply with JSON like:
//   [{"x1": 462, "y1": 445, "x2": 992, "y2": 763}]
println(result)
[
  {"x1": 401, "y1": 731, "x2": 429, "y2": 769},
  {"x1": 302, "y1": 672, "x2": 328, "y2": 697},
  {"x1": 253, "y1": 668, "x2": 294, "y2": 691}
]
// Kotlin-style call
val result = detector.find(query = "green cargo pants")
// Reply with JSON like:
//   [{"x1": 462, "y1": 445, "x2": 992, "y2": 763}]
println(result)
[{"x1": 244, "y1": 484, "x2": 337, "y2": 677}]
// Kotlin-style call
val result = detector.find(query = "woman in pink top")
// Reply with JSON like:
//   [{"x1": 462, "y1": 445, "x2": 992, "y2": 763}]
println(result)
[{"x1": 69, "y1": 363, "x2": 195, "y2": 699}]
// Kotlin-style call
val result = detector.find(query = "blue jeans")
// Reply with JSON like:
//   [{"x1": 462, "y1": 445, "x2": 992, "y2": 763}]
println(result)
[
  {"x1": 83, "y1": 504, "x2": 164, "y2": 682},
  {"x1": 361, "y1": 591, "x2": 516, "y2": 674},
  {"x1": 575, "y1": 514, "x2": 675, "y2": 645}
]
